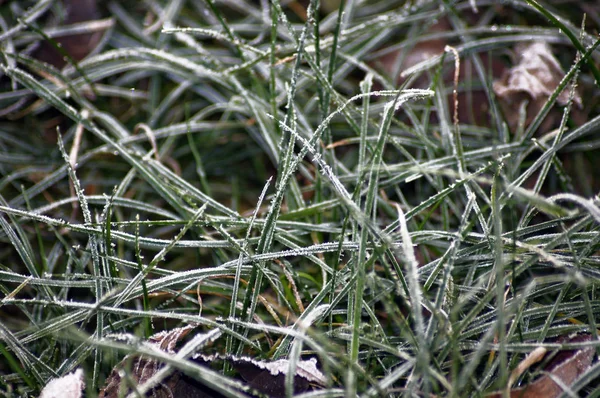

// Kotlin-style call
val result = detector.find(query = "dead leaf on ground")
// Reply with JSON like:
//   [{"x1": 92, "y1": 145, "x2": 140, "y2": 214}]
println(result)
[
  {"x1": 33, "y1": 0, "x2": 105, "y2": 68},
  {"x1": 99, "y1": 325, "x2": 199, "y2": 398},
  {"x1": 373, "y1": 16, "x2": 506, "y2": 127},
  {"x1": 194, "y1": 354, "x2": 327, "y2": 398},
  {"x1": 486, "y1": 333, "x2": 595, "y2": 398},
  {"x1": 98, "y1": 325, "x2": 327, "y2": 397},
  {"x1": 493, "y1": 41, "x2": 582, "y2": 134}
]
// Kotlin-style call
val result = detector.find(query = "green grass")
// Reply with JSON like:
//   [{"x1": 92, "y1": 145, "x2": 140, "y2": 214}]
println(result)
[{"x1": 1, "y1": 0, "x2": 600, "y2": 397}]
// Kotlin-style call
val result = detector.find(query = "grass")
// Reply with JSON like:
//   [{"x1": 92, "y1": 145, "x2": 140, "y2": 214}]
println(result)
[{"x1": 1, "y1": 0, "x2": 600, "y2": 396}]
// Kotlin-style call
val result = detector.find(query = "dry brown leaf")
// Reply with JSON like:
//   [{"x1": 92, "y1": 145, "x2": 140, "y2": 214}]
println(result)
[
  {"x1": 99, "y1": 325, "x2": 326, "y2": 397},
  {"x1": 373, "y1": 16, "x2": 506, "y2": 127},
  {"x1": 493, "y1": 41, "x2": 582, "y2": 133},
  {"x1": 99, "y1": 325, "x2": 197, "y2": 398},
  {"x1": 2, "y1": 0, "x2": 110, "y2": 120},
  {"x1": 33, "y1": 0, "x2": 105, "y2": 68},
  {"x1": 375, "y1": 18, "x2": 449, "y2": 85},
  {"x1": 487, "y1": 334, "x2": 595, "y2": 398},
  {"x1": 194, "y1": 354, "x2": 327, "y2": 398}
]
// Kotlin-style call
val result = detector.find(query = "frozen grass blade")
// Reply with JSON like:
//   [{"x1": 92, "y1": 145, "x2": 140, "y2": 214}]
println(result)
[{"x1": 1, "y1": 1, "x2": 600, "y2": 397}]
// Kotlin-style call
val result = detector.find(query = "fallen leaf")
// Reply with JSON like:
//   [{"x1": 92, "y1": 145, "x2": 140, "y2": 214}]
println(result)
[
  {"x1": 493, "y1": 41, "x2": 582, "y2": 133},
  {"x1": 373, "y1": 16, "x2": 506, "y2": 127},
  {"x1": 99, "y1": 326, "x2": 327, "y2": 397},
  {"x1": 487, "y1": 334, "x2": 595, "y2": 398},
  {"x1": 194, "y1": 354, "x2": 327, "y2": 398},
  {"x1": 99, "y1": 325, "x2": 197, "y2": 398},
  {"x1": 39, "y1": 368, "x2": 85, "y2": 398},
  {"x1": 33, "y1": 0, "x2": 105, "y2": 68}
]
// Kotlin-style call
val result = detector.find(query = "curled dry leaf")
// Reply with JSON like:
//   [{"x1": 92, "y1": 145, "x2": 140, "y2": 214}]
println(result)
[
  {"x1": 194, "y1": 354, "x2": 327, "y2": 398},
  {"x1": 39, "y1": 368, "x2": 85, "y2": 398},
  {"x1": 99, "y1": 325, "x2": 326, "y2": 397},
  {"x1": 99, "y1": 325, "x2": 198, "y2": 398},
  {"x1": 487, "y1": 334, "x2": 595, "y2": 398},
  {"x1": 493, "y1": 41, "x2": 582, "y2": 133}
]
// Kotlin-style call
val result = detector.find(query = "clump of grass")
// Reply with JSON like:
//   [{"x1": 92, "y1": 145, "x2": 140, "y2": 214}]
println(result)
[{"x1": 1, "y1": 0, "x2": 600, "y2": 397}]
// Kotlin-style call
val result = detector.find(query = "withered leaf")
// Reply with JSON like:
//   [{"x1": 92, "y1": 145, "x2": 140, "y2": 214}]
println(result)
[
  {"x1": 194, "y1": 354, "x2": 327, "y2": 398},
  {"x1": 99, "y1": 325, "x2": 199, "y2": 398},
  {"x1": 487, "y1": 334, "x2": 595, "y2": 398},
  {"x1": 493, "y1": 41, "x2": 582, "y2": 133},
  {"x1": 494, "y1": 42, "x2": 581, "y2": 107},
  {"x1": 34, "y1": 0, "x2": 105, "y2": 68},
  {"x1": 99, "y1": 325, "x2": 327, "y2": 397}
]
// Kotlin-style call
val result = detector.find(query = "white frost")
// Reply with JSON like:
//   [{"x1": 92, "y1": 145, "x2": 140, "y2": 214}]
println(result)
[{"x1": 39, "y1": 369, "x2": 85, "y2": 398}]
